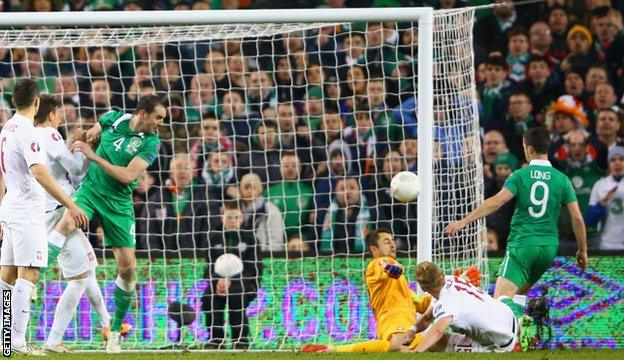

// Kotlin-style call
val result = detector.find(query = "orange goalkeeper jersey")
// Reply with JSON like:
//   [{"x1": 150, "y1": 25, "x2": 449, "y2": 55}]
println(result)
[{"x1": 365, "y1": 257, "x2": 429, "y2": 321}]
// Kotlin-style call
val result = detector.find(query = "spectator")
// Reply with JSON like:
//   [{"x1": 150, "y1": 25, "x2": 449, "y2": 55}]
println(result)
[
  {"x1": 220, "y1": 91, "x2": 257, "y2": 148},
  {"x1": 496, "y1": 92, "x2": 539, "y2": 159},
  {"x1": 238, "y1": 172, "x2": 284, "y2": 252},
  {"x1": 506, "y1": 27, "x2": 530, "y2": 83},
  {"x1": 528, "y1": 21, "x2": 554, "y2": 62},
  {"x1": 246, "y1": 70, "x2": 277, "y2": 115},
  {"x1": 366, "y1": 78, "x2": 401, "y2": 142},
  {"x1": 482, "y1": 130, "x2": 509, "y2": 178},
  {"x1": 192, "y1": 0, "x2": 211, "y2": 10},
  {"x1": 561, "y1": 25, "x2": 596, "y2": 73},
  {"x1": 202, "y1": 201, "x2": 261, "y2": 349},
  {"x1": 172, "y1": 0, "x2": 191, "y2": 10},
  {"x1": 558, "y1": 130, "x2": 605, "y2": 241},
  {"x1": 80, "y1": 47, "x2": 124, "y2": 107},
  {"x1": 303, "y1": 86, "x2": 324, "y2": 131},
  {"x1": 366, "y1": 149, "x2": 416, "y2": 250},
  {"x1": 474, "y1": 0, "x2": 524, "y2": 56},
  {"x1": 201, "y1": 150, "x2": 236, "y2": 199},
  {"x1": 204, "y1": 50, "x2": 229, "y2": 97},
  {"x1": 138, "y1": 154, "x2": 209, "y2": 251},
  {"x1": 585, "y1": 64, "x2": 609, "y2": 98},
  {"x1": 275, "y1": 102, "x2": 319, "y2": 179},
  {"x1": 522, "y1": 55, "x2": 563, "y2": 119},
  {"x1": 478, "y1": 54, "x2": 514, "y2": 126},
  {"x1": 484, "y1": 152, "x2": 518, "y2": 246},
  {"x1": 586, "y1": 146, "x2": 624, "y2": 250},
  {"x1": 592, "y1": 82, "x2": 618, "y2": 117},
  {"x1": 320, "y1": 177, "x2": 371, "y2": 253},
  {"x1": 486, "y1": 228, "x2": 500, "y2": 252},
  {"x1": 286, "y1": 234, "x2": 310, "y2": 255},
  {"x1": 186, "y1": 74, "x2": 219, "y2": 121},
  {"x1": 123, "y1": 0, "x2": 144, "y2": 11},
  {"x1": 265, "y1": 151, "x2": 314, "y2": 239},
  {"x1": 548, "y1": 5, "x2": 570, "y2": 61},
  {"x1": 190, "y1": 116, "x2": 232, "y2": 177},
  {"x1": 563, "y1": 69, "x2": 587, "y2": 104},
  {"x1": 545, "y1": 95, "x2": 589, "y2": 141},
  {"x1": 399, "y1": 136, "x2": 418, "y2": 172},
  {"x1": 595, "y1": 108, "x2": 623, "y2": 150},
  {"x1": 236, "y1": 120, "x2": 282, "y2": 185},
  {"x1": 590, "y1": 7, "x2": 624, "y2": 75}
]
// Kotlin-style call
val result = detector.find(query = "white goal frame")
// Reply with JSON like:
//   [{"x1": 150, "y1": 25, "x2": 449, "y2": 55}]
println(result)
[{"x1": 0, "y1": 7, "x2": 435, "y2": 265}]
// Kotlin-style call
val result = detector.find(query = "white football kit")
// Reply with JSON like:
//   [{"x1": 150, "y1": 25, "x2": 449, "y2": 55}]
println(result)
[
  {"x1": 0, "y1": 114, "x2": 47, "y2": 267},
  {"x1": 588, "y1": 176, "x2": 624, "y2": 250},
  {"x1": 36, "y1": 126, "x2": 96, "y2": 278},
  {"x1": 432, "y1": 276, "x2": 518, "y2": 353}
]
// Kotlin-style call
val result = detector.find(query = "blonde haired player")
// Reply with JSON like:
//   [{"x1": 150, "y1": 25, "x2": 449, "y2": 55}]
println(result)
[
  {"x1": 413, "y1": 261, "x2": 519, "y2": 353},
  {"x1": 302, "y1": 229, "x2": 480, "y2": 353}
]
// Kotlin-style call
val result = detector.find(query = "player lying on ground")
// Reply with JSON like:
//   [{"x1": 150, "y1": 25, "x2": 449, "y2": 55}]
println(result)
[
  {"x1": 0, "y1": 79, "x2": 88, "y2": 356},
  {"x1": 445, "y1": 127, "x2": 588, "y2": 316},
  {"x1": 412, "y1": 261, "x2": 519, "y2": 353},
  {"x1": 33, "y1": 95, "x2": 130, "y2": 352},
  {"x1": 47, "y1": 94, "x2": 165, "y2": 353},
  {"x1": 302, "y1": 229, "x2": 481, "y2": 353}
]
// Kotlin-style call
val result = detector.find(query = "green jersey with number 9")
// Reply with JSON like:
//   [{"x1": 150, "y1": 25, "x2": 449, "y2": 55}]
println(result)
[
  {"x1": 503, "y1": 159, "x2": 577, "y2": 248},
  {"x1": 80, "y1": 110, "x2": 161, "y2": 203}
]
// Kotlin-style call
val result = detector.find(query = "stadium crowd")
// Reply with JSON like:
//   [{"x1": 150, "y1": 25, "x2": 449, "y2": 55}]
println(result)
[{"x1": 0, "y1": 0, "x2": 623, "y2": 257}]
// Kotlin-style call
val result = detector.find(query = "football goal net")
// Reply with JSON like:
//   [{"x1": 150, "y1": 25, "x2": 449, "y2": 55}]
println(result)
[{"x1": 0, "y1": 7, "x2": 484, "y2": 350}]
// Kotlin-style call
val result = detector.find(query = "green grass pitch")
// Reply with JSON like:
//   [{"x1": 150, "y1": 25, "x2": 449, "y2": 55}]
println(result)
[{"x1": 40, "y1": 349, "x2": 624, "y2": 360}]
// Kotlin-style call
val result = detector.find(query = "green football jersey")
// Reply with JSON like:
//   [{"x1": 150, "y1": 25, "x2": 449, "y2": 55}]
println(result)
[
  {"x1": 80, "y1": 111, "x2": 160, "y2": 202},
  {"x1": 503, "y1": 160, "x2": 577, "y2": 248}
]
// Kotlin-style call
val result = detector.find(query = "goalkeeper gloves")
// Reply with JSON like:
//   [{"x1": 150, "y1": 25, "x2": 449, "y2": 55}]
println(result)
[
  {"x1": 454, "y1": 266, "x2": 481, "y2": 287},
  {"x1": 384, "y1": 263, "x2": 403, "y2": 279}
]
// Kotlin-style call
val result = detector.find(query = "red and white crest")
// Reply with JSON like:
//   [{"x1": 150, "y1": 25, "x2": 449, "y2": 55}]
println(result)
[{"x1": 31, "y1": 142, "x2": 40, "y2": 152}]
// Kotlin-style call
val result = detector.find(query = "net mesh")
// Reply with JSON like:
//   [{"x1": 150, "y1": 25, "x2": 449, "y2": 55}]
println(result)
[{"x1": 0, "y1": 8, "x2": 485, "y2": 350}]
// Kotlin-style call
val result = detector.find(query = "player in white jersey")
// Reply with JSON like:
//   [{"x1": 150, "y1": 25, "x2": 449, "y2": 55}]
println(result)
[
  {"x1": 586, "y1": 146, "x2": 624, "y2": 250},
  {"x1": 34, "y1": 95, "x2": 119, "y2": 352},
  {"x1": 411, "y1": 262, "x2": 518, "y2": 353},
  {"x1": 0, "y1": 79, "x2": 88, "y2": 355}
]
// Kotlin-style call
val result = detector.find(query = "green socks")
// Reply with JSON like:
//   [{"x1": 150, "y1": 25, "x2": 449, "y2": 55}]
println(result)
[{"x1": 111, "y1": 285, "x2": 134, "y2": 331}]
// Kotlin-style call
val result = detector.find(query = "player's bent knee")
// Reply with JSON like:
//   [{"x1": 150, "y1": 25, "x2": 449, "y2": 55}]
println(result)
[
  {"x1": 65, "y1": 272, "x2": 89, "y2": 281},
  {"x1": 494, "y1": 277, "x2": 519, "y2": 299},
  {"x1": 56, "y1": 212, "x2": 77, "y2": 236},
  {"x1": 17, "y1": 266, "x2": 40, "y2": 284}
]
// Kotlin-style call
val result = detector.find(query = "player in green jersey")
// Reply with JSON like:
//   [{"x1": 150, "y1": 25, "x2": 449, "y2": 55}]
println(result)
[
  {"x1": 445, "y1": 127, "x2": 588, "y2": 305},
  {"x1": 47, "y1": 94, "x2": 166, "y2": 353}
]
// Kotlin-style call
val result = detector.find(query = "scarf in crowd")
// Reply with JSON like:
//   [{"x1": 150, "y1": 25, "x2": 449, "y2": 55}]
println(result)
[
  {"x1": 510, "y1": 114, "x2": 535, "y2": 137},
  {"x1": 320, "y1": 197, "x2": 370, "y2": 252},
  {"x1": 202, "y1": 166, "x2": 235, "y2": 188},
  {"x1": 506, "y1": 52, "x2": 529, "y2": 83},
  {"x1": 481, "y1": 79, "x2": 510, "y2": 119},
  {"x1": 167, "y1": 183, "x2": 193, "y2": 220}
]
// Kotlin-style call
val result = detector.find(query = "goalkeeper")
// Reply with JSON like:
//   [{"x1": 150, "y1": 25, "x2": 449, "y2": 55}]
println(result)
[{"x1": 302, "y1": 229, "x2": 481, "y2": 353}]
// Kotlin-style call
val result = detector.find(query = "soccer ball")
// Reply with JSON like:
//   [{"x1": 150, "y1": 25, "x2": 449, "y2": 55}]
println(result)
[
  {"x1": 390, "y1": 171, "x2": 421, "y2": 202},
  {"x1": 214, "y1": 253, "x2": 244, "y2": 278}
]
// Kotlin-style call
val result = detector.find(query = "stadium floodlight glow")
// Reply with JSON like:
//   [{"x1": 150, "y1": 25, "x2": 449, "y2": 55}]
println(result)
[{"x1": 0, "y1": 7, "x2": 485, "y2": 349}]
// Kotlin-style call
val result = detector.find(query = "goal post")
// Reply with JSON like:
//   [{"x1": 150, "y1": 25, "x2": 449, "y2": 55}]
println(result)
[{"x1": 0, "y1": 7, "x2": 485, "y2": 350}]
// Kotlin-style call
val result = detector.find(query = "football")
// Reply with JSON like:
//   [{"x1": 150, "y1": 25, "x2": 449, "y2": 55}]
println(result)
[
  {"x1": 214, "y1": 253, "x2": 244, "y2": 278},
  {"x1": 390, "y1": 171, "x2": 421, "y2": 203}
]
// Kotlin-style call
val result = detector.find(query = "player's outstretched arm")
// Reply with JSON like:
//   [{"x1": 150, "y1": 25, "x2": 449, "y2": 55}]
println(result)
[
  {"x1": 413, "y1": 315, "x2": 452, "y2": 353},
  {"x1": 567, "y1": 201, "x2": 588, "y2": 270},
  {"x1": 73, "y1": 141, "x2": 148, "y2": 185},
  {"x1": 30, "y1": 164, "x2": 88, "y2": 229},
  {"x1": 445, "y1": 188, "x2": 513, "y2": 236}
]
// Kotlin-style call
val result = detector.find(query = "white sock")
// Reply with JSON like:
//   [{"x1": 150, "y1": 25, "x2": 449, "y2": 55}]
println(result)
[
  {"x1": 0, "y1": 279, "x2": 13, "y2": 291},
  {"x1": 513, "y1": 295, "x2": 527, "y2": 307},
  {"x1": 44, "y1": 278, "x2": 88, "y2": 347},
  {"x1": 85, "y1": 273, "x2": 111, "y2": 328},
  {"x1": 48, "y1": 230, "x2": 67, "y2": 248},
  {"x1": 11, "y1": 278, "x2": 35, "y2": 348}
]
